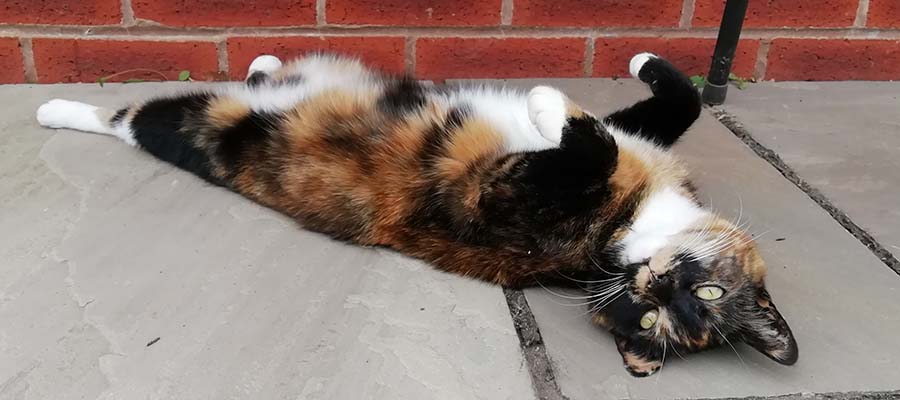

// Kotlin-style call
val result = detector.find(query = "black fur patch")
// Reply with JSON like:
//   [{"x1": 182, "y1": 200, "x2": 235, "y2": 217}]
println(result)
[
  {"x1": 216, "y1": 111, "x2": 280, "y2": 170},
  {"x1": 603, "y1": 56, "x2": 701, "y2": 147},
  {"x1": 419, "y1": 106, "x2": 468, "y2": 163},
  {"x1": 512, "y1": 116, "x2": 618, "y2": 213},
  {"x1": 245, "y1": 71, "x2": 270, "y2": 88},
  {"x1": 321, "y1": 121, "x2": 378, "y2": 173},
  {"x1": 378, "y1": 77, "x2": 427, "y2": 116},
  {"x1": 109, "y1": 108, "x2": 129, "y2": 125},
  {"x1": 406, "y1": 107, "x2": 472, "y2": 237},
  {"x1": 130, "y1": 93, "x2": 221, "y2": 185},
  {"x1": 467, "y1": 114, "x2": 623, "y2": 253}
]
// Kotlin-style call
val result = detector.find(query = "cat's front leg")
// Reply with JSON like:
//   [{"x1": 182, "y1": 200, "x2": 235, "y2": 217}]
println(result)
[{"x1": 527, "y1": 86, "x2": 589, "y2": 145}]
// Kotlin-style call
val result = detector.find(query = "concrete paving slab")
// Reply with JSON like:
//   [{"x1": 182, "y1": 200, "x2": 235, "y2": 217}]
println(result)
[
  {"x1": 0, "y1": 84, "x2": 534, "y2": 400},
  {"x1": 459, "y1": 79, "x2": 900, "y2": 399},
  {"x1": 722, "y1": 82, "x2": 900, "y2": 261}
]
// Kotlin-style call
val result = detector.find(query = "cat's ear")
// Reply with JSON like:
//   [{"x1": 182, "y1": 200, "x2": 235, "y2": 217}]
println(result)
[
  {"x1": 614, "y1": 335, "x2": 662, "y2": 377},
  {"x1": 739, "y1": 287, "x2": 798, "y2": 365}
]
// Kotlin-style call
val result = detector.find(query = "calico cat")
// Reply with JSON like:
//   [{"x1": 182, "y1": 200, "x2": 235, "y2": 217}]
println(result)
[{"x1": 35, "y1": 51, "x2": 797, "y2": 377}]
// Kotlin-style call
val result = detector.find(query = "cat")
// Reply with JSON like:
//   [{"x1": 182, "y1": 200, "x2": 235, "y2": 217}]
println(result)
[{"x1": 35, "y1": 51, "x2": 797, "y2": 377}]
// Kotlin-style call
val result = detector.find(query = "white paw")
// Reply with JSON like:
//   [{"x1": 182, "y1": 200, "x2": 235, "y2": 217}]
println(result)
[
  {"x1": 527, "y1": 86, "x2": 568, "y2": 144},
  {"x1": 247, "y1": 55, "x2": 283, "y2": 78},
  {"x1": 629, "y1": 52, "x2": 658, "y2": 79},
  {"x1": 36, "y1": 98, "x2": 110, "y2": 135},
  {"x1": 37, "y1": 99, "x2": 84, "y2": 129}
]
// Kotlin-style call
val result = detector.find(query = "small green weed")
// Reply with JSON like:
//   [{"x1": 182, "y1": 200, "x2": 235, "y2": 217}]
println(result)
[
  {"x1": 689, "y1": 73, "x2": 754, "y2": 90},
  {"x1": 690, "y1": 75, "x2": 707, "y2": 89}
]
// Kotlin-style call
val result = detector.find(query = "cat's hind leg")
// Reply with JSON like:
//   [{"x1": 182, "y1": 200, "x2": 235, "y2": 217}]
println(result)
[
  {"x1": 37, "y1": 92, "x2": 222, "y2": 184},
  {"x1": 36, "y1": 99, "x2": 137, "y2": 146}
]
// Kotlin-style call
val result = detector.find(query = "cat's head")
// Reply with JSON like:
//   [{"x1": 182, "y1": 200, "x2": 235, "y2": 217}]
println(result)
[{"x1": 590, "y1": 214, "x2": 797, "y2": 377}]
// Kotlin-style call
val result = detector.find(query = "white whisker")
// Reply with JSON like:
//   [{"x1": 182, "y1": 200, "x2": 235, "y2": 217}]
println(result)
[
  {"x1": 580, "y1": 289, "x2": 627, "y2": 318},
  {"x1": 670, "y1": 342, "x2": 687, "y2": 361},
  {"x1": 588, "y1": 254, "x2": 623, "y2": 276},
  {"x1": 553, "y1": 269, "x2": 624, "y2": 284},
  {"x1": 713, "y1": 323, "x2": 746, "y2": 368},
  {"x1": 655, "y1": 339, "x2": 667, "y2": 382}
]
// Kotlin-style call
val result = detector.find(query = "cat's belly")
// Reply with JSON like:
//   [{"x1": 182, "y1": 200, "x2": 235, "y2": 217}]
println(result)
[{"x1": 437, "y1": 87, "x2": 557, "y2": 154}]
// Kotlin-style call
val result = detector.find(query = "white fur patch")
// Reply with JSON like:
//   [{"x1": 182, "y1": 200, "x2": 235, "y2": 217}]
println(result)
[
  {"x1": 441, "y1": 85, "x2": 555, "y2": 154},
  {"x1": 527, "y1": 86, "x2": 567, "y2": 145},
  {"x1": 232, "y1": 54, "x2": 560, "y2": 153},
  {"x1": 225, "y1": 53, "x2": 380, "y2": 113},
  {"x1": 37, "y1": 99, "x2": 110, "y2": 133},
  {"x1": 36, "y1": 99, "x2": 136, "y2": 146},
  {"x1": 248, "y1": 54, "x2": 283, "y2": 77},
  {"x1": 629, "y1": 52, "x2": 657, "y2": 79},
  {"x1": 621, "y1": 187, "x2": 708, "y2": 263}
]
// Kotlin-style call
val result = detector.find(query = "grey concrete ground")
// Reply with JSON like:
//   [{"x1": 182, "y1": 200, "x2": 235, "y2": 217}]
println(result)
[
  {"x1": 0, "y1": 84, "x2": 532, "y2": 400},
  {"x1": 1, "y1": 80, "x2": 898, "y2": 400},
  {"x1": 722, "y1": 82, "x2": 900, "y2": 262}
]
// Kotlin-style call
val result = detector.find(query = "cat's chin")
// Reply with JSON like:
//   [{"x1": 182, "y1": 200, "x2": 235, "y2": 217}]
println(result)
[{"x1": 626, "y1": 365, "x2": 661, "y2": 378}]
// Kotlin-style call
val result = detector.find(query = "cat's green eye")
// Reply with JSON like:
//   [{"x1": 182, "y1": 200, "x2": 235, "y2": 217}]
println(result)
[
  {"x1": 695, "y1": 285, "x2": 724, "y2": 300},
  {"x1": 640, "y1": 309, "x2": 659, "y2": 329}
]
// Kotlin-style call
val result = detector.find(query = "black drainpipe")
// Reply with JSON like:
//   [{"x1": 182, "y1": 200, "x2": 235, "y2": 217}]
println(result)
[{"x1": 702, "y1": 0, "x2": 749, "y2": 105}]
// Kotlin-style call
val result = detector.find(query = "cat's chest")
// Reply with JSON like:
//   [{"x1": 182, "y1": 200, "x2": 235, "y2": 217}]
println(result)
[{"x1": 619, "y1": 187, "x2": 707, "y2": 263}]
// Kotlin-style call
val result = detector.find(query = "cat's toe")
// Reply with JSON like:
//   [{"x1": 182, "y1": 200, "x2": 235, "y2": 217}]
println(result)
[
  {"x1": 527, "y1": 86, "x2": 567, "y2": 144},
  {"x1": 629, "y1": 52, "x2": 658, "y2": 79},
  {"x1": 247, "y1": 55, "x2": 283, "y2": 77}
]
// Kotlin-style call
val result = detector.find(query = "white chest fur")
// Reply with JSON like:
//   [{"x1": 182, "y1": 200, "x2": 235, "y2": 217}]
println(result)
[{"x1": 620, "y1": 187, "x2": 707, "y2": 264}]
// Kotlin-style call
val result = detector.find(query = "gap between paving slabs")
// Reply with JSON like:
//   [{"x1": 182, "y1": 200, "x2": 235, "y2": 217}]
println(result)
[
  {"x1": 504, "y1": 288, "x2": 568, "y2": 400},
  {"x1": 710, "y1": 108, "x2": 900, "y2": 277}
]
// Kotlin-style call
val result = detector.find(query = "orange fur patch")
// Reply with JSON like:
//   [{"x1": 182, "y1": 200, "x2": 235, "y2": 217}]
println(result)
[
  {"x1": 685, "y1": 331, "x2": 711, "y2": 349},
  {"x1": 565, "y1": 98, "x2": 585, "y2": 118},
  {"x1": 609, "y1": 149, "x2": 651, "y2": 201},
  {"x1": 741, "y1": 245, "x2": 768, "y2": 283},
  {"x1": 634, "y1": 266, "x2": 652, "y2": 294},
  {"x1": 206, "y1": 97, "x2": 250, "y2": 128},
  {"x1": 591, "y1": 313, "x2": 611, "y2": 328},
  {"x1": 702, "y1": 218, "x2": 768, "y2": 283},
  {"x1": 282, "y1": 90, "x2": 376, "y2": 146},
  {"x1": 622, "y1": 351, "x2": 661, "y2": 375},
  {"x1": 435, "y1": 118, "x2": 503, "y2": 180}
]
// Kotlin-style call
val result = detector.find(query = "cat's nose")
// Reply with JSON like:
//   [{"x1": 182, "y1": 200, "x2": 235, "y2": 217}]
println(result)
[{"x1": 648, "y1": 273, "x2": 674, "y2": 304}]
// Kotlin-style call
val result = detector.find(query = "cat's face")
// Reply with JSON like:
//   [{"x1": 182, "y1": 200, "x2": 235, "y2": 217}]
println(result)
[{"x1": 591, "y1": 216, "x2": 797, "y2": 377}]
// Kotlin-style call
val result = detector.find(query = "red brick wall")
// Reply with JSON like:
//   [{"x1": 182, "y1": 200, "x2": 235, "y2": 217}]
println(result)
[{"x1": 1, "y1": 0, "x2": 898, "y2": 83}]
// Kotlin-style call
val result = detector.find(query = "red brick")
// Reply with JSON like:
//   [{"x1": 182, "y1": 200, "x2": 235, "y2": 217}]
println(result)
[
  {"x1": 416, "y1": 38, "x2": 585, "y2": 79},
  {"x1": 32, "y1": 39, "x2": 220, "y2": 83},
  {"x1": 693, "y1": 0, "x2": 857, "y2": 28},
  {"x1": 594, "y1": 38, "x2": 759, "y2": 78},
  {"x1": 766, "y1": 39, "x2": 900, "y2": 81},
  {"x1": 133, "y1": 0, "x2": 315, "y2": 27},
  {"x1": 868, "y1": 1, "x2": 900, "y2": 28},
  {"x1": 327, "y1": 0, "x2": 500, "y2": 26},
  {"x1": 227, "y1": 37, "x2": 406, "y2": 79},
  {"x1": 0, "y1": 0, "x2": 120, "y2": 25},
  {"x1": 514, "y1": 0, "x2": 682, "y2": 27},
  {"x1": 0, "y1": 39, "x2": 24, "y2": 83}
]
